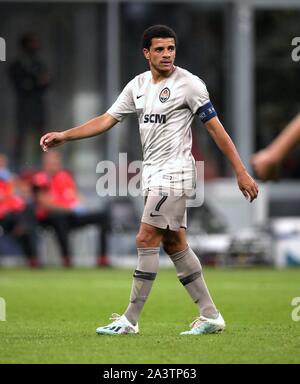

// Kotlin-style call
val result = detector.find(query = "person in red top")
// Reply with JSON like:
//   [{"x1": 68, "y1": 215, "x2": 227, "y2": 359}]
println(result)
[
  {"x1": 32, "y1": 151, "x2": 109, "y2": 267},
  {"x1": 0, "y1": 153, "x2": 39, "y2": 267}
]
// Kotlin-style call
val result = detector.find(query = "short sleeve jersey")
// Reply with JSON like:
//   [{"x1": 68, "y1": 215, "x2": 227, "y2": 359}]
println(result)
[{"x1": 107, "y1": 66, "x2": 217, "y2": 192}]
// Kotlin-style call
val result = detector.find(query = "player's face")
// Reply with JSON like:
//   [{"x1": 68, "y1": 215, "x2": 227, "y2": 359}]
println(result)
[{"x1": 143, "y1": 38, "x2": 176, "y2": 74}]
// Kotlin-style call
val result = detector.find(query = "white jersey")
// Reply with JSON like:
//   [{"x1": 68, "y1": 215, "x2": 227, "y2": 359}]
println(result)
[{"x1": 107, "y1": 66, "x2": 217, "y2": 192}]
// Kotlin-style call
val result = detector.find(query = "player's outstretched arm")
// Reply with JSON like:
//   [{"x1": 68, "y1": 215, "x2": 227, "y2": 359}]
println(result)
[
  {"x1": 251, "y1": 113, "x2": 300, "y2": 181},
  {"x1": 40, "y1": 112, "x2": 118, "y2": 152},
  {"x1": 204, "y1": 116, "x2": 259, "y2": 202}
]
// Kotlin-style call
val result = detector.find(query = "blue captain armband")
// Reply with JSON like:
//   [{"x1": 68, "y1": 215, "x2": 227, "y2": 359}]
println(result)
[{"x1": 196, "y1": 101, "x2": 217, "y2": 123}]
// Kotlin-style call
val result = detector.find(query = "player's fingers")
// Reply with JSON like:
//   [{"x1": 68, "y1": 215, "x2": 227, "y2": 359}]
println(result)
[
  {"x1": 250, "y1": 183, "x2": 258, "y2": 196},
  {"x1": 40, "y1": 133, "x2": 50, "y2": 147},
  {"x1": 241, "y1": 186, "x2": 255, "y2": 203},
  {"x1": 40, "y1": 134, "x2": 57, "y2": 152},
  {"x1": 40, "y1": 133, "x2": 55, "y2": 148},
  {"x1": 248, "y1": 190, "x2": 254, "y2": 202},
  {"x1": 43, "y1": 133, "x2": 58, "y2": 147},
  {"x1": 241, "y1": 189, "x2": 249, "y2": 200},
  {"x1": 249, "y1": 186, "x2": 258, "y2": 202}
]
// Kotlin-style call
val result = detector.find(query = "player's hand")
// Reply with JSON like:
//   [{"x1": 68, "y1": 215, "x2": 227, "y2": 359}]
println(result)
[
  {"x1": 251, "y1": 149, "x2": 280, "y2": 181},
  {"x1": 236, "y1": 170, "x2": 259, "y2": 203},
  {"x1": 40, "y1": 132, "x2": 66, "y2": 152}
]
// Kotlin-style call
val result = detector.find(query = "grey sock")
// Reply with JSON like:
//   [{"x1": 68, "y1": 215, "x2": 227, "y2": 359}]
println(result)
[
  {"x1": 169, "y1": 246, "x2": 218, "y2": 319},
  {"x1": 124, "y1": 247, "x2": 160, "y2": 325}
]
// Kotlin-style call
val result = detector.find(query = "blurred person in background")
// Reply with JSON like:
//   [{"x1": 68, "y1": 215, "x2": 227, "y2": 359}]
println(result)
[
  {"x1": 0, "y1": 153, "x2": 39, "y2": 267},
  {"x1": 252, "y1": 113, "x2": 300, "y2": 181},
  {"x1": 40, "y1": 25, "x2": 258, "y2": 336},
  {"x1": 31, "y1": 151, "x2": 109, "y2": 267},
  {"x1": 9, "y1": 32, "x2": 50, "y2": 171},
  {"x1": 0, "y1": 153, "x2": 13, "y2": 181}
]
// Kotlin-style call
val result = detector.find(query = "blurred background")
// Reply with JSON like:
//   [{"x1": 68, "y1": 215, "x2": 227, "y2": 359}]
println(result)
[{"x1": 0, "y1": 0, "x2": 300, "y2": 269}]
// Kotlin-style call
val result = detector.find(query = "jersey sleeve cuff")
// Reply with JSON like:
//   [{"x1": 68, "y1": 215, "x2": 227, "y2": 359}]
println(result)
[{"x1": 106, "y1": 110, "x2": 123, "y2": 122}]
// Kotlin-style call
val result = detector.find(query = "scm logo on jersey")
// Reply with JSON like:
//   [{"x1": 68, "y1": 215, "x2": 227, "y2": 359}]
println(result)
[
  {"x1": 159, "y1": 87, "x2": 170, "y2": 103},
  {"x1": 143, "y1": 114, "x2": 167, "y2": 124}
]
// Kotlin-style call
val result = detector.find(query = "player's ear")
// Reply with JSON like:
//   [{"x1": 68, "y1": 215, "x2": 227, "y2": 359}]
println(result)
[{"x1": 143, "y1": 48, "x2": 150, "y2": 60}]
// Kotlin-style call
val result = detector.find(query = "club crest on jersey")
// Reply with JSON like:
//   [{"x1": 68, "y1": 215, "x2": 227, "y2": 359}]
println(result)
[{"x1": 159, "y1": 87, "x2": 170, "y2": 103}]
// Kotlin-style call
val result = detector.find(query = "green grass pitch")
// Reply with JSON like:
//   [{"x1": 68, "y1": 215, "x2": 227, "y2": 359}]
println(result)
[{"x1": 0, "y1": 267, "x2": 299, "y2": 364}]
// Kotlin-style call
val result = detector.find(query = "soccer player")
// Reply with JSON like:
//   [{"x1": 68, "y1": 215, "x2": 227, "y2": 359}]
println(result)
[
  {"x1": 40, "y1": 25, "x2": 258, "y2": 335},
  {"x1": 252, "y1": 113, "x2": 300, "y2": 181}
]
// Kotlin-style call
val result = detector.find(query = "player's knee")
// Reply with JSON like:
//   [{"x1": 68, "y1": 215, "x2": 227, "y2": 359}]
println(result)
[
  {"x1": 136, "y1": 229, "x2": 158, "y2": 248},
  {"x1": 136, "y1": 232, "x2": 152, "y2": 247}
]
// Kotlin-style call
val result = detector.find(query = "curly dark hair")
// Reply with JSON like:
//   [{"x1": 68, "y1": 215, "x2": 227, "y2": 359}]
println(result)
[{"x1": 141, "y1": 25, "x2": 177, "y2": 50}]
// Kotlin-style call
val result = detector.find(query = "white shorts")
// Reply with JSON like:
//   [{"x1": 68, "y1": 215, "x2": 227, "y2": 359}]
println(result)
[{"x1": 141, "y1": 188, "x2": 187, "y2": 231}]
